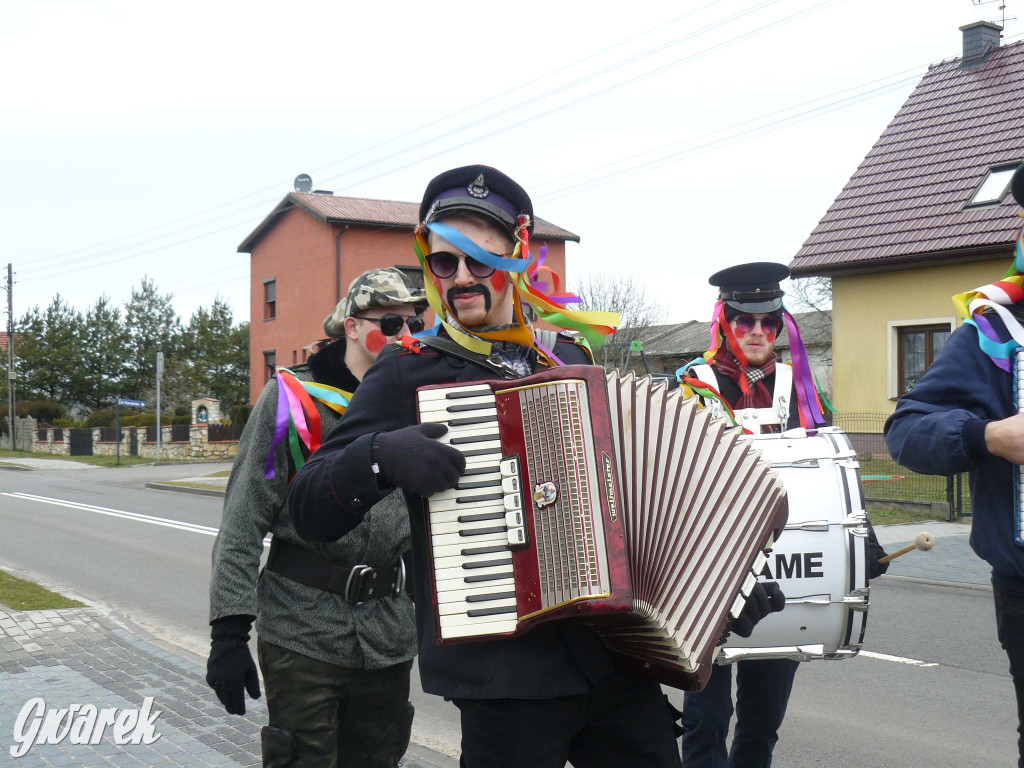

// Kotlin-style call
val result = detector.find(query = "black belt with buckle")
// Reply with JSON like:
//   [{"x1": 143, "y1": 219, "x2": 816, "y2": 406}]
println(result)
[{"x1": 265, "y1": 539, "x2": 405, "y2": 605}]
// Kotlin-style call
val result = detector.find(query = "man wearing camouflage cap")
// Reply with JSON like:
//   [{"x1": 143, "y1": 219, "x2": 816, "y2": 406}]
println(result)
[{"x1": 207, "y1": 267, "x2": 426, "y2": 767}]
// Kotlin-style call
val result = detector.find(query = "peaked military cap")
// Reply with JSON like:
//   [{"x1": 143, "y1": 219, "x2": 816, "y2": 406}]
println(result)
[
  {"x1": 1012, "y1": 162, "x2": 1024, "y2": 208},
  {"x1": 419, "y1": 164, "x2": 534, "y2": 237},
  {"x1": 709, "y1": 261, "x2": 790, "y2": 314},
  {"x1": 323, "y1": 267, "x2": 427, "y2": 339}
]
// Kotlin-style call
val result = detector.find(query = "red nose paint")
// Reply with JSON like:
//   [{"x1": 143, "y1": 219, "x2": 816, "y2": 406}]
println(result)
[
  {"x1": 490, "y1": 272, "x2": 507, "y2": 293},
  {"x1": 365, "y1": 329, "x2": 387, "y2": 354}
]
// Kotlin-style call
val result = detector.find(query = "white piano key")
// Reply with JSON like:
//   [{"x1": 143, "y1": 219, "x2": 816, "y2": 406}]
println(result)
[
  {"x1": 436, "y1": 579, "x2": 516, "y2": 603},
  {"x1": 428, "y1": 507, "x2": 505, "y2": 526},
  {"x1": 427, "y1": 496, "x2": 506, "y2": 514},
  {"x1": 430, "y1": 518, "x2": 509, "y2": 536},
  {"x1": 432, "y1": 533, "x2": 510, "y2": 558},
  {"x1": 439, "y1": 607, "x2": 518, "y2": 629},
  {"x1": 438, "y1": 596, "x2": 518, "y2": 616},
  {"x1": 440, "y1": 619, "x2": 519, "y2": 639}
]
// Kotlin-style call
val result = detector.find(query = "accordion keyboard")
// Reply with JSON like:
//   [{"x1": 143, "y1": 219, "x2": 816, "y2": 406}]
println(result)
[
  {"x1": 1018, "y1": 349, "x2": 1024, "y2": 545},
  {"x1": 419, "y1": 385, "x2": 527, "y2": 639}
]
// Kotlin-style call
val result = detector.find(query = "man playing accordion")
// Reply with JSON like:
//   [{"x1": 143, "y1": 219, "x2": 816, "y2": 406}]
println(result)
[{"x1": 285, "y1": 165, "x2": 782, "y2": 768}]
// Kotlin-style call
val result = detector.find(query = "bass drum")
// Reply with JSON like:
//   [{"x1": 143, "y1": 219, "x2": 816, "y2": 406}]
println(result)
[{"x1": 719, "y1": 427, "x2": 870, "y2": 663}]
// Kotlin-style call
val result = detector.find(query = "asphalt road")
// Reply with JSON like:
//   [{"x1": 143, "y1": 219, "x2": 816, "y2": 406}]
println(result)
[{"x1": 0, "y1": 460, "x2": 1018, "y2": 766}]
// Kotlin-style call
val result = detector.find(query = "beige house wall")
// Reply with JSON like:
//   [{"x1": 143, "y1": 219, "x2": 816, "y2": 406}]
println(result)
[{"x1": 832, "y1": 256, "x2": 1008, "y2": 417}]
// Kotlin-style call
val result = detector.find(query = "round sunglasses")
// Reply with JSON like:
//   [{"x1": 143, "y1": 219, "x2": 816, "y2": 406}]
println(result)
[
  {"x1": 426, "y1": 251, "x2": 497, "y2": 279},
  {"x1": 353, "y1": 314, "x2": 425, "y2": 336},
  {"x1": 732, "y1": 314, "x2": 781, "y2": 335}
]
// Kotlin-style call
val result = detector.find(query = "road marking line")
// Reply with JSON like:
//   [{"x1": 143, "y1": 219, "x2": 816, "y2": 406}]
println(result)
[
  {"x1": 859, "y1": 649, "x2": 938, "y2": 667},
  {"x1": 1, "y1": 492, "x2": 272, "y2": 546}
]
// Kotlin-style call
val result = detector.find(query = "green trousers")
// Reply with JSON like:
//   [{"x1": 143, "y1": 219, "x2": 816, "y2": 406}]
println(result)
[{"x1": 258, "y1": 637, "x2": 414, "y2": 768}]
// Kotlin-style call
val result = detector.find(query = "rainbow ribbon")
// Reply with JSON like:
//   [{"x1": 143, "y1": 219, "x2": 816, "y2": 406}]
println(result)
[
  {"x1": 414, "y1": 223, "x2": 620, "y2": 365},
  {"x1": 265, "y1": 369, "x2": 352, "y2": 479},
  {"x1": 692, "y1": 301, "x2": 829, "y2": 428}
]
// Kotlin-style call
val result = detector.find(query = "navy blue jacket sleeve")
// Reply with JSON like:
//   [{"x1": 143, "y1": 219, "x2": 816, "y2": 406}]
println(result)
[
  {"x1": 287, "y1": 345, "x2": 416, "y2": 542},
  {"x1": 884, "y1": 323, "x2": 1000, "y2": 476}
]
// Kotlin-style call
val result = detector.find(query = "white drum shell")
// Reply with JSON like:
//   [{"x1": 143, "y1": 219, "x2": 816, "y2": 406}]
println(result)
[{"x1": 719, "y1": 427, "x2": 870, "y2": 664}]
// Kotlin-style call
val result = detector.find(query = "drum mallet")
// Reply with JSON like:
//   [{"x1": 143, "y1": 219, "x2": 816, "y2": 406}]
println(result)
[{"x1": 878, "y1": 532, "x2": 935, "y2": 564}]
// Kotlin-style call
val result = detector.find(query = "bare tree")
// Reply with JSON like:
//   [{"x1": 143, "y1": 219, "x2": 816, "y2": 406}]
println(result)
[
  {"x1": 783, "y1": 276, "x2": 832, "y2": 313},
  {"x1": 571, "y1": 272, "x2": 666, "y2": 371}
]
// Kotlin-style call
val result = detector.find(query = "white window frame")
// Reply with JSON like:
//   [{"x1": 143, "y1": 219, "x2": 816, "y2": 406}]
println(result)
[{"x1": 887, "y1": 317, "x2": 958, "y2": 399}]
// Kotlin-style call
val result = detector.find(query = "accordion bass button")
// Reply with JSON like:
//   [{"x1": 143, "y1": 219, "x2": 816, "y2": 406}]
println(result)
[{"x1": 507, "y1": 527, "x2": 528, "y2": 548}]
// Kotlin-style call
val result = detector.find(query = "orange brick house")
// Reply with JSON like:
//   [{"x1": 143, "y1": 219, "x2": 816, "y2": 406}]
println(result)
[{"x1": 238, "y1": 190, "x2": 580, "y2": 403}]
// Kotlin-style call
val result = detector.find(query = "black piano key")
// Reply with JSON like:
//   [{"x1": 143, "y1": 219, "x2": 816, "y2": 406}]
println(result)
[
  {"x1": 456, "y1": 493, "x2": 503, "y2": 505},
  {"x1": 458, "y1": 525, "x2": 506, "y2": 536},
  {"x1": 456, "y1": 478, "x2": 500, "y2": 489},
  {"x1": 461, "y1": 466, "x2": 499, "y2": 477},
  {"x1": 451, "y1": 434, "x2": 496, "y2": 445},
  {"x1": 447, "y1": 402, "x2": 496, "y2": 412},
  {"x1": 461, "y1": 558, "x2": 511, "y2": 570},
  {"x1": 461, "y1": 446, "x2": 502, "y2": 458},
  {"x1": 466, "y1": 591, "x2": 517, "y2": 603},
  {"x1": 448, "y1": 415, "x2": 498, "y2": 426},
  {"x1": 444, "y1": 388, "x2": 492, "y2": 400},
  {"x1": 464, "y1": 570, "x2": 514, "y2": 583},
  {"x1": 457, "y1": 511, "x2": 505, "y2": 523},
  {"x1": 467, "y1": 605, "x2": 518, "y2": 617},
  {"x1": 461, "y1": 545, "x2": 510, "y2": 556}
]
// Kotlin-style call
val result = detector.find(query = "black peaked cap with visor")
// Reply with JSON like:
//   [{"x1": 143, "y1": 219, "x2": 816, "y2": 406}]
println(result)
[
  {"x1": 708, "y1": 261, "x2": 790, "y2": 316},
  {"x1": 419, "y1": 164, "x2": 534, "y2": 239}
]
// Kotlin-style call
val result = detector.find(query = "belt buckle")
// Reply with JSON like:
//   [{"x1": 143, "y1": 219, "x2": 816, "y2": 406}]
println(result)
[
  {"x1": 393, "y1": 558, "x2": 406, "y2": 598},
  {"x1": 345, "y1": 565, "x2": 374, "y2": 605}
]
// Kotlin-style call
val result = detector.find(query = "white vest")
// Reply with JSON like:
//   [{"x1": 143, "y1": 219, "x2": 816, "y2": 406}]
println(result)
[{"x1": 688, "y1": 362, "x2": 793, "y2": 432}]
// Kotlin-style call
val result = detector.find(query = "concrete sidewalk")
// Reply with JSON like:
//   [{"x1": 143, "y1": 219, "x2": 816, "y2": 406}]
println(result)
[{"x1": 0, "y1": 603, "x2": 455, "y2": 767}]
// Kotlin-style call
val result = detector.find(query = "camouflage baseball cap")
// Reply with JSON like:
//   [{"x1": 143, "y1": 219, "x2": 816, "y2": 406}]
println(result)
[{"x1": 323, "y1": 267, "x2": 427, "y2": 338}]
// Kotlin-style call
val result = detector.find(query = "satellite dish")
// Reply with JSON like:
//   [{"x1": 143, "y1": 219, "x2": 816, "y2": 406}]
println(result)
[{"x1": 294, "y1": 174, "x2": 313, "y2": 193}]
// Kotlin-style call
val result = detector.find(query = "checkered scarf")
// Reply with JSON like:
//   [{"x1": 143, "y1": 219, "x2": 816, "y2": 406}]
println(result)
[{"x1": 713, "y1": 351, "x2": 776, "y2": 410}]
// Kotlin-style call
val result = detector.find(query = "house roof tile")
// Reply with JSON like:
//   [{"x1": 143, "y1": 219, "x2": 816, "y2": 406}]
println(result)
[
  {"x1": 791, "y1": 42, "x2": 1024, "y2": 276},
  {"x1": 238, "y1": 192, "x2": 580, "y2": 253}
]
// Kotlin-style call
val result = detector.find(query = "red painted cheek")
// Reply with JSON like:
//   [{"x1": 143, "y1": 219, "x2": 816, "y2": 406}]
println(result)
[
  {"x1": 432, "y1": 275, "x2": 443, "y2": 296},
  {"x1": 765, "y1": 330, "x2": 777, "y2": 343},
  {"x1": 365, "y1": 330, "x2": 388, "y2": 354},
  {"x1": 490, "y1": 272, "x2": 507, "y2": 293}
]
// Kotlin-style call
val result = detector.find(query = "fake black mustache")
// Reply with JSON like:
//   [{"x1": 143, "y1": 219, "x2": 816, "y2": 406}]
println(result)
[{"x1": 447, "y1": 285, "x2": 491, "y2": 313}]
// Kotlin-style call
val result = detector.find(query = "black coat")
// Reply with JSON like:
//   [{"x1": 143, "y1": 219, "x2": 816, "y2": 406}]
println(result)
[{"x1": 287, "y1": 335, "x2": 618, "y2": 699}]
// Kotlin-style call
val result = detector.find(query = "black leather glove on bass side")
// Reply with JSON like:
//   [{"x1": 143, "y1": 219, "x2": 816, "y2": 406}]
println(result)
[
  {"x1": 206, "y1": 615, "x2": 261, "y2": 715},
  {"x1": 731, "y1": 581, "x2": 786, "y2": 638},
  {"x1": 372, "y1": 423, "x2": 467, "y2": 497}
]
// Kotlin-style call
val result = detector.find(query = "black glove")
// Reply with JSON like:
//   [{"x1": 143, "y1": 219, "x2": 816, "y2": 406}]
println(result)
[
  {"x1": 372, "y1": 423, "x2": 466, "y2": 497},
  {"x1": 730, "y1": 581, "x2": 786, "y2": 638},
  {"x1": 206, "y1": 615, "x2": 261, "y2": 715}
]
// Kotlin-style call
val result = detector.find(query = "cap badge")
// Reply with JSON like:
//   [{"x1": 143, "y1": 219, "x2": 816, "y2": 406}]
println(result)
[{"x1": 467, "y1": 173, "x2": 489, "y2": 199}]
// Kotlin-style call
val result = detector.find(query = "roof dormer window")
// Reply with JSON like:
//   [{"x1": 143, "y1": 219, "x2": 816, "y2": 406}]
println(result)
[{"x1": 967, "y1": 164, "x2": 1018, "y2": 207}]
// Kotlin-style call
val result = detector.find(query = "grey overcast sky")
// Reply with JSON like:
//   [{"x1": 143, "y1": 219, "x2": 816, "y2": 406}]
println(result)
[{"x1": 2, "y1": 0, "x2": 1015, "y2": 327}]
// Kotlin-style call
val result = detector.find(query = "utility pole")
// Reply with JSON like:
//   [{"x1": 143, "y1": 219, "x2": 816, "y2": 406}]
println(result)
[
  {"x1": 155, "y1": 350, "x2": 164, "y2": 461},
  {"x1": 5, "y1": 264, "x2": 14, "y2": 451}
]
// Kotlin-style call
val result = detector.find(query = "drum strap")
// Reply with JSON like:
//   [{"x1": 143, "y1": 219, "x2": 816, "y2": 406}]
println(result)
[{"x1": 690, "y1": 363, "x2": 792, "y2": 430}]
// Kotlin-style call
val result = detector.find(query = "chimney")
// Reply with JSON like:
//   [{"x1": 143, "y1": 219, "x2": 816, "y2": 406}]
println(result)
[{"x1": 960, "y1": 20, "x2": 1002, "y2": 67}]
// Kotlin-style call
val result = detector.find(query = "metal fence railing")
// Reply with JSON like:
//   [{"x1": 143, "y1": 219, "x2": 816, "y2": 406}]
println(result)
[{"x1": 832, "y1": 412, "x2": 971, "y2": 519}]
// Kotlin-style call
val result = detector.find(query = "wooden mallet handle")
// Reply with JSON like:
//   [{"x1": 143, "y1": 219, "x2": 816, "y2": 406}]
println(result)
[{"x1": 878, "y1": 531, "x2": 934, "y2": 564}]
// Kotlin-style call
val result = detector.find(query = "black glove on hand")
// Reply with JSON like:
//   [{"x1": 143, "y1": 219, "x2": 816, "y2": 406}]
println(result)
[
  {"x1": 731, "y1": 581, "x2": 786, "y2": 638},
  {"x1": 206, "y1": 615, "x2": 260, "y2": 715},
  {"x1": 372, "y1": 423, "x2": 466, "y2": 497}
]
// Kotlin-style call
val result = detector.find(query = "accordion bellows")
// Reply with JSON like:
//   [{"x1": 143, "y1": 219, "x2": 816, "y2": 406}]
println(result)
[{"x1": 416, "y1": 365, "x2": 788, "y2": 692}]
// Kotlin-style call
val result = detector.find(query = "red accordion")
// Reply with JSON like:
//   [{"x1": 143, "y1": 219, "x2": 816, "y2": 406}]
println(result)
[{"x1": 416, "y1": 365, "x2": 788, "y2": 691}]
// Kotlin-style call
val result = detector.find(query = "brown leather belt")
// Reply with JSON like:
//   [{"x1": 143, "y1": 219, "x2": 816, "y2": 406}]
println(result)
[{"x1": 265, "y1": 539, "x2": 405, "y2": 605}]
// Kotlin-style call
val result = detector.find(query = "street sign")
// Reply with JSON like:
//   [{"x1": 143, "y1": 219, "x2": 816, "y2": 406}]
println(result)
[{"x1": 117, "y1": 398, "x2": 146, "y2": 408}]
